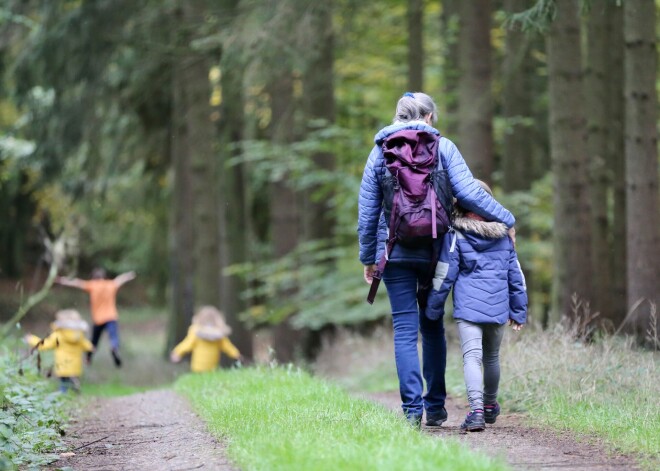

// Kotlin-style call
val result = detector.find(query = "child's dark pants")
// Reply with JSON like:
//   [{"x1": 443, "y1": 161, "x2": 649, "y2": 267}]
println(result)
[{"x1": 90, "y1": 320, "x2": 120, "y2": 351}]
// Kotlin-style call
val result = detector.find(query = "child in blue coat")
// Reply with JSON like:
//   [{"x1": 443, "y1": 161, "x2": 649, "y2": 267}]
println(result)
[{"x1": 426, "y1": 180, "x2": 527, "y2": 432}]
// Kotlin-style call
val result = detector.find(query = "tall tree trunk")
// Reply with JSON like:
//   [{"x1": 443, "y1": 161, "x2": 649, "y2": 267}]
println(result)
[
  {"x1": 186, "y1": 55, "x2": 220, "y2": 308},
  {"x1": 623, "y1": 0, "x2": 660, "y2": 338},
  {"x1": 546, "y1": 0, "x2": 592, "y2": 322},
  {"x1": 213, "y1": 0, "x2": 252, "y2": 359},
  {"x1": 218, "y1": 56, "x2": 253, "y2": 360},
  {"x1": 606, "y1": 2, "x2": 627, "y2": 327},
  {"x1": 502, "y1": 0, "x2": 534, "y2": 193},
  {"x1": 458, "y1": 0, "x2": 494, "y2": 182},
  {"x1": 584, "y1": 3, "x2": 611, "y2": 322},
  {"x1": 440, "y1": 0, "x2": 460, "y2": 137},
  {"x1": 301, "y1": 1, "x2": 336, "y2": 358},
  {"x1": 302, "y1": 1, "x2": 336, "y2": 243},
  {"x1": 407, "y1": 0, "x2": 424, "y2": 91},
  {"x1": 167, "y1": 7, "x2": 195, "y2": 349},
  {"x1": 269, "y1": 71, "x2": 303, "y2": 363},
  {"x1": 167, "y1": 3, "x2": 220, "y2": 349}
]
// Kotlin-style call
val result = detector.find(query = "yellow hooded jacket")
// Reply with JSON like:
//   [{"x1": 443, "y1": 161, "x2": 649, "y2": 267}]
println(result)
[
  {"x1": 27, "y1": 329, "x2": 94, "y2": 378},
  {"x1": 172, "y1": 326, "x2": 240, "y2": 372}
]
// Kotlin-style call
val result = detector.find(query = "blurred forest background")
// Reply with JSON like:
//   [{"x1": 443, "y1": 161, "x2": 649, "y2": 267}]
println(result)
[{"x1": 0, "y1": 0, "x2": 658, "y2": 361}]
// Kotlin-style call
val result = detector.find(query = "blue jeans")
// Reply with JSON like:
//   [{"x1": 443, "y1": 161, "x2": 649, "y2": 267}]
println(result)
[
  {"x1": 383, "y1": 262, "x2": 447, "y2": 420},
  {"x1": 59, "y1": 377, "x2": 80, "y2": 393},
  {"x1": 91, "y1": 320, "x2": 120, "y2": 350}
]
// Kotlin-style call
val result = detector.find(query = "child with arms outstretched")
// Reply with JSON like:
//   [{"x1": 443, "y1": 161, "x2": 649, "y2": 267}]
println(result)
[
  {"x1": 55, "y1": 268, "x2": 136, "y2": 367},
  {"x1": 426, "y1": 180, "x2": 527, "y2": 432}
]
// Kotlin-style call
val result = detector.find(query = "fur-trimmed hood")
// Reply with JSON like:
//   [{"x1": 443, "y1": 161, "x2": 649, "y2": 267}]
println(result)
[
  {"x1": 453, "y1": 214, "x2": 508, "y2": 239},
  {"x1": 453, "y1": 212, "x2": 509, "y2": 252},
  {"x1": 52, "y1": 309, "x2": 88, "y2": 333}
]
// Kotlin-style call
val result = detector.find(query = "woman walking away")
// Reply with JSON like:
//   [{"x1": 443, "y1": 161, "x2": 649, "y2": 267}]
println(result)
[
  {"x1": 426, "y1": 180, "x2": 527, "y2": 432},
  {"x1": 358, "y1": 92, "x2": 516, "y2": 428},
  {"x1": 24, "y1": 309, "x2": 94, "y2": 393}
]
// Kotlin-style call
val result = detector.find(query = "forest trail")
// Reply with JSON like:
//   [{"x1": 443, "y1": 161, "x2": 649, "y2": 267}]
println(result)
[
  {"x1": 53, "y1": 390, "x2": 235, "y2": 471},
  {"x1": 367, "y1": 392, "x2": 640, "y2": 471},
  {"x1": 50, "y1": 388, "x2": 641, "y2": 471}
]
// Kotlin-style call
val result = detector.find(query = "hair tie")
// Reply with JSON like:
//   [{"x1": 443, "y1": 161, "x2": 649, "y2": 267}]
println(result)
[{"x1": 403, "y1": 92, "x2": 415, "y2": 98}]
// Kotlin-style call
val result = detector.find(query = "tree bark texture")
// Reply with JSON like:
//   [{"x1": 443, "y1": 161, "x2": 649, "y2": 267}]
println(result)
[
  {"x1": 167, "y1": 7, "x2": 195, "y2": 349},
  {"x1": 502, "y1": 0, "x2": 534, "y2": 193},
  {"x1": 407, "y1": 0, "x2": 424, "y2": 91},
  {"x1": 303, "y1": 1, "x2": 336, "y2": 243},
  {"x1": 185, "y1": 54, "x2": 220, "y2": 308},
  {"x1": 168, "y1": 2, "x2": 220, "y2": 348},
  {"x1": 269, "y1": 70, "x2": 303, "y2": 363},
  {"x1": 605, "y1": 1, "x2": 627, "y2": 327},
  {"x1": 584, "y1": 2, "x2": 611, "y2": 322},
  {"x1": 217, "y1": 46, "x2": 253, "y2": 359},
  {"x1": 458, "y1": 0, "x2": 494, "y2": 182},
  {"x1": 546, "y1": 0, "x2": 593, "y2": 321},
  {"x1": 440, "y1": 0, "x2": 460, "y2": 137},
  {"x1": 623, "y1": 0, "x2": 660, "y2": 337}
]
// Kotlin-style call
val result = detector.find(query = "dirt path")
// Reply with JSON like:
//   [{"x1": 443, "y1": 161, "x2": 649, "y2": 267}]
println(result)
[
  {"x1": 367, "y1": 392, "x2": 640, "y2": 471},
  {"x1": 54, "y1": 390, "x2": 235, "y2": 471},
  {"x1": 48, "y1": 387, "x2": 641, "y2": 471}
]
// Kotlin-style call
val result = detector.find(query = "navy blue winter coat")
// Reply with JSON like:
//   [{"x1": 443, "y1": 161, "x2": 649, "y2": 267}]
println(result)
[
  {"x1": 425, "y1": 214, "x2": 528, "y2": 325},
  {"x1": 357, "y1": 121, "x2": 516, "y2": 266}
]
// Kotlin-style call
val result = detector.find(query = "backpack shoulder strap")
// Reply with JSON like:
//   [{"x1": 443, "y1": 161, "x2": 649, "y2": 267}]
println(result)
[{"x1": 436, "y1": 136, "x2": 446, "y2": 171}]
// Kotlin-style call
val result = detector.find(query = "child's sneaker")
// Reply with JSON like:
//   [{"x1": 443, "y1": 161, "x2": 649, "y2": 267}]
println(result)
[
  {"x1": 425, "y1": 407, "x2": 448, "y2": 426},
  {"x1": 111, "y1": 348, "x2": 123, "y2": 368},
  {"x1": 460, "y1": 410, "x2": 485, "y2": 432},
  {"x1": 484, "y1": 403, "x2": 500, "y2": 424}
]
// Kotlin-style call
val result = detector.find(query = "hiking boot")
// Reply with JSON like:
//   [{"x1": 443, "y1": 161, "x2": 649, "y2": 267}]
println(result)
[
  {"x1": 460, "y1": 410, "x2": 485, "y2": 432},
  {"x1": 111, "y1": 349, "x2": 122, "y2": 368},
  {"x1": 484, "y1": 403, "x2": 500, "y2": 424},
  {"x1": 406, "y1": 414, "x2": 423, "y2": 429},
  {"x1": 425, "y1": 407, "x2": 448, "y2": 427}
]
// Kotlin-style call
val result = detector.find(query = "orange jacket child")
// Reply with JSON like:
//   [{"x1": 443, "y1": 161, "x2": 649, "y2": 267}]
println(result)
[
  {"x1": 55, "y1": 269, "x2": 136, "y2": 368},
  {"x1": 26, "y1": 309, "x2": 94, "y2": 393},
  {"x1": 170, "y1": 306, "x2": 241, "y2": 372}
]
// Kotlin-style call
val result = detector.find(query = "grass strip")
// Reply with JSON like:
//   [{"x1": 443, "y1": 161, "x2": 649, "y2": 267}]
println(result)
[
  {"x1": 176, "y1": 366, "x2": 507, "y2": 471},
  {"x1": 497, "y1": 330, "x2": 659, "y2": 467},
  {"x1": 317, "y1": 327, "x2": 659, "y2": 469}
]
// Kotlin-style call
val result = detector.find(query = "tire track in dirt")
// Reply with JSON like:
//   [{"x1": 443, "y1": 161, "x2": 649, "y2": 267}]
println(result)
[
  {"x1": 53, "y1": 390, "x2": 235, "y2": 471},
  {"x1": 366, "y1": 392, "x2": 640, "y2": 471}
]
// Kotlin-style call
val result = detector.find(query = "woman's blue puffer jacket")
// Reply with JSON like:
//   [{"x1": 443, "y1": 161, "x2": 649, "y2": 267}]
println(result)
[{"x1": 357, "y1": 121, "x2": 516, "y2": 266}]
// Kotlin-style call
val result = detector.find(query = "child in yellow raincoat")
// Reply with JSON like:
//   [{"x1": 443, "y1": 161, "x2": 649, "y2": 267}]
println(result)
[
  {"x1": 25, "y1": 309, "x2": 94, "y2": 393},
  {"x1": 170, "y1": 306, "x2": 241, "y2": 372}
]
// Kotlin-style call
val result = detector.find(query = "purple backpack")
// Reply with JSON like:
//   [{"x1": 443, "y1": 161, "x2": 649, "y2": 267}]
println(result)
[{"x1": 367, "y1": 129, "x2": 453, "y2": 304}]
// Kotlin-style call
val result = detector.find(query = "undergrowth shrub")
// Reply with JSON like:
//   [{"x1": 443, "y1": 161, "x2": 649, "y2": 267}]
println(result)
[{"x1": 0, "y1": 347, "x2": 66, "y2": 469}]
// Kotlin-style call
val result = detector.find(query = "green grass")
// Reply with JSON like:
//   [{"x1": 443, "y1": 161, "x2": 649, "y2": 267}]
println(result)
[
  {"x1": 176, "y1": 367, "x2": 507, "y2": 471},
  {"x1": 314, "y1": 325, "x2": 660, "y2": 469},
  {"x1": 497, "y1": 328, "x2": 660, "y2": 466}
]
